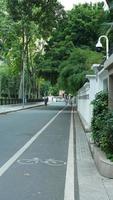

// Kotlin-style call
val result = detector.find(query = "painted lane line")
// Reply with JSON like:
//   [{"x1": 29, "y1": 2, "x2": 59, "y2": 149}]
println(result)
[
  {"x1": 64, "y1": 109, "x2": 74, "y2": 200},
  {"x1": 0, "y1": 108, "x2": 64, "y2": 177}
]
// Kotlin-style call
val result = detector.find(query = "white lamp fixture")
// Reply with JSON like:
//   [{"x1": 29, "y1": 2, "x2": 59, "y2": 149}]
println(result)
[{"x1": 96, "y1": 35, "x2": 109, "y2": 60}]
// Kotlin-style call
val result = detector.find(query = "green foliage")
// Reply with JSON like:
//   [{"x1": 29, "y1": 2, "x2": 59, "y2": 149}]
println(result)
[
  {"x1": 0, "y1": 1, "x2": 111, "y2": 99},
  {"x1": 58, "y1": 48, "x2": 103, "y2": 94},
  {"x1": 2, "y1": 0, "x2": 66, "y2": 98},
  {"x1": 49, "y1": 84, "x2": 59, "y2": 96},
  {"x1": 91, "y1": 91, "x2": 113, "y2": 159},
  {"x1": 7, "y1": 0, "x2": 65, "y2": 38},
  {"x1": 0, "y1": 63, "x2": 20, "y2": 98},
  {"x1": 39, "y1": 80, "x2": 50, "y2": 97},
  {"x1": 67, "y1": 3, "x2": 108, "y2": 49},
  {"x1": 91, "y1": 91, "x2": 108, "y2": 146},
  {"x1": 99, "y1": 111, "x2": 113, "y2": 155},
  {"x1": 41, "y1": 3, "x2": 107, "y2": 90},
  {"x1": 91, "y1": 91, "x2": 108, "y2": 115}
]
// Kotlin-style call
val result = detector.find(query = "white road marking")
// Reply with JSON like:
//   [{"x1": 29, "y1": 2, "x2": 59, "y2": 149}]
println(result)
[
  {"x1": 64, "y1": 109, "x2": 74, "y2": 200},
  {"x1": 17, "y1": 157, "x2": 66, "y2": 166},
  {"x1": 0, "y1": 108, "x2": 64, "y2": 176}
]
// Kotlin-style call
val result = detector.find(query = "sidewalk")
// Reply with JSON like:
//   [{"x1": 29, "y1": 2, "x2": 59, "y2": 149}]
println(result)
[
  {"x1": 0, "y1": 102, "x2": 44, "y2": 114},
  {"x1": 75, "y1": 111, "x2": 113, "y2": 200}
]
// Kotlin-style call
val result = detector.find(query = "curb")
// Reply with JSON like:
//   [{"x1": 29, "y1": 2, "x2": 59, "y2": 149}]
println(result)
[
  {"x1": 0, "y1": 103, "x2": 44, "y2": 115},
  {"x1": 77, "y1": 111, "x2": 91, "y2": 132}
]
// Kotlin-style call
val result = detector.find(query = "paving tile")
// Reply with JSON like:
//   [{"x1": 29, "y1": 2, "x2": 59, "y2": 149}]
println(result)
[{"x1": 75, "y1": 112, "x2": 113, "y2": 200}]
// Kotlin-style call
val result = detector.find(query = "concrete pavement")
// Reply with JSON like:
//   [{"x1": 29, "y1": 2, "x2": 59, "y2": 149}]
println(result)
[
  {"x1": 75, "y1": 111, "x2": 113, "y2": 200},
  {"x1": 0, "y1": 102, "x2": 44, "y2": 114}
]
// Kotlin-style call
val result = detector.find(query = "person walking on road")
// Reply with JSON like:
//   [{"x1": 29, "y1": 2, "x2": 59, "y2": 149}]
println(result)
[{"x1": 44, "y1": 96, "x2": 48, "y2": 106}]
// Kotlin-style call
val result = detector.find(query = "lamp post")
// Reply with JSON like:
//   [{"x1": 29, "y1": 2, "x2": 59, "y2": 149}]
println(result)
[{"x1": 96, "y1": 35, "x2": 109, "y2": 60}]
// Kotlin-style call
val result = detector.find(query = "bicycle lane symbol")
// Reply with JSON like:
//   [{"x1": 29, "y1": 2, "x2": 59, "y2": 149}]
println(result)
[{"x1": 17, "y1": 157, "x2": 66, "y2": 167}]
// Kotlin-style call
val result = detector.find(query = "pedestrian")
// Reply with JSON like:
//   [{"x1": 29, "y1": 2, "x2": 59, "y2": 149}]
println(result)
[
  {"x1": 69, "y1": 95, "x2": 73, "y2": 106},
  {"x1": 44, "y1": 96, "x2": 48, "y2": 106}
]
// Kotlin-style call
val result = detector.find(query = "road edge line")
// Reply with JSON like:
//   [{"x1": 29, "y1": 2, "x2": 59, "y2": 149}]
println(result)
[
  {"x1": 0, "y1": 107, "x2": 64, "y2": 176},
  {"x1": 64, "y1": 109, "x2": 75, "y2": 200}
]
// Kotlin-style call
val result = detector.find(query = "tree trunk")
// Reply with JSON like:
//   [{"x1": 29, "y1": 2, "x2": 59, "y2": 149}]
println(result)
[
  {"x1": 18, "y1": 24, "x2": 26, "y2": 100},
  {"x1": 18, "y1": 72, "x2": 23, "y2": 99},
  {"x1": 38, "y1": 82, "x2": 41, "y2": 99}
]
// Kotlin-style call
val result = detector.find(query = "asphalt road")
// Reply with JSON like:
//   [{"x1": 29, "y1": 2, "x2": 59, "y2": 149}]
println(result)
[{"x1": 0, "y1": 102, "x2": 75, "y2": 200}]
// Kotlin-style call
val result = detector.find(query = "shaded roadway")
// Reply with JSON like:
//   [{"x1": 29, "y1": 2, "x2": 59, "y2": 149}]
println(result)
[{"x1": 0, "y1": 103, "x2": 73, "y2": 200}]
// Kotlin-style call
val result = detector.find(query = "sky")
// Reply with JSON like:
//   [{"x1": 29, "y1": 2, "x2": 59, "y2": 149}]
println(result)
[{"x1": 59, "y1": 0, "x2": 108, "y2": 10}]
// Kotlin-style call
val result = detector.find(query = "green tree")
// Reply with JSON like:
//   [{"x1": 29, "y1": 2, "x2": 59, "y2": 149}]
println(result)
[
  {"x1": 6, "y1": 0, "x2": 65, "y2": 99},
  {"x1": 67, "y1": 3, "x2": 108, "y2": 49},
  {"x1": 58, "y1": 48, "x2": 103, "y2": 94},
  {"x1": 0, "y1": 1, "x2": 110, "y2": 99},
  {"x1": 40, "y1": 3, "x2": 108, "y2": 89}
]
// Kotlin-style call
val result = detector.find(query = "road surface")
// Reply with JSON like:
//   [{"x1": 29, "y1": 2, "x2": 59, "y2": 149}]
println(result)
[{"x1": 0, "y1": 102, "x2": 78, "y2": 200}]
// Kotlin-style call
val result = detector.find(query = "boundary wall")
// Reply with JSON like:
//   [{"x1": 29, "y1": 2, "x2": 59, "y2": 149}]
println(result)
[{"x1": 77, "y1": 75, "x2": 97, "y2": 131}]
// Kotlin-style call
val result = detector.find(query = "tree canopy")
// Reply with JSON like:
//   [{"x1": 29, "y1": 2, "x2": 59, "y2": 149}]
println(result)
[
  {"x1": 58, "y1": 48, "x2": 103, "y2": 94},
  {"x1": 0, "y1": 1, "x2": 111, "y2": 99},
  {"x1": 39, "y1": 3, "x2": 108, "y2": 94}
]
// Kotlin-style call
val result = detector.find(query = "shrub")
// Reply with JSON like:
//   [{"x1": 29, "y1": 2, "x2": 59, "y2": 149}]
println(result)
[
  {"x1": 91, "y1": 91, "x2": 108, "y2": 146},
  {"x1": 100, "y1": 111, "x2": 113, "y2": 154},
  {"x1": 91, "y1": 91, "x2": 113, "y2": 159}
]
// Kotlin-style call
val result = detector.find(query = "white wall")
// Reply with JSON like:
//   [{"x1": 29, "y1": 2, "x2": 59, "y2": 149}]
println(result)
[
  {"x1": 97, "y1": 68, "x2": 108, "y2": 92},
  {"x1": 77, "y1": 67, "x2": 108, "y2": 130},
  {"x1": 77, "y1": 76, "x2": 97, "y2": 130}
]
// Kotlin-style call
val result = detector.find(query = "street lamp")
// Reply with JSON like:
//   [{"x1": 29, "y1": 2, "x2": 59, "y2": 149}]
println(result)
[{"x1": 96, "y1": 35, "x2": 109, "y2": 60}]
